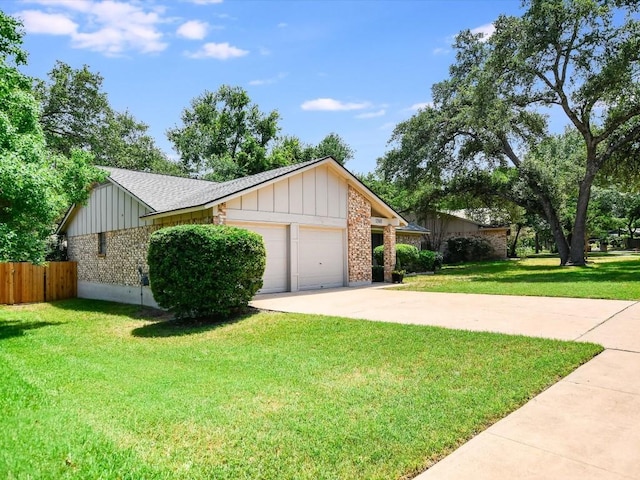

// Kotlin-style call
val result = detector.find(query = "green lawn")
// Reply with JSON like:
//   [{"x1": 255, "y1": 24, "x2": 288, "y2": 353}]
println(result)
[
  {"x1": 402, "y1": 254, "x2": 640, "y2": 300},
  {"x1": 1, "y1": 300, "x2": 601, "y2": 479}
]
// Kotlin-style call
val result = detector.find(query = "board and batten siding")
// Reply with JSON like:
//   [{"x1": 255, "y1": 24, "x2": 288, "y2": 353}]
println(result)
[
  {"x1": 225, "y1": 165, "x2": 348, "y2": 224},
  {"x1": 66, "y1": 183, "x2": 152, "y2": 237}
]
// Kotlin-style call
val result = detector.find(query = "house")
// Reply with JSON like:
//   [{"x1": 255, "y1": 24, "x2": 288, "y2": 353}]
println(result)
[
  {"x1": 420, "y1": 211, "x2": 509, "y2": 258},
  {"x1": 57, "y1": 157, "x2": 408, "y2": 307}
]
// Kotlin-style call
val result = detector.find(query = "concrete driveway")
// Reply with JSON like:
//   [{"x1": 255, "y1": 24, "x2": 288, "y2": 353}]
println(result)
[{"x1": 251, "y1": 286, "x2": 640, "y2": 479}]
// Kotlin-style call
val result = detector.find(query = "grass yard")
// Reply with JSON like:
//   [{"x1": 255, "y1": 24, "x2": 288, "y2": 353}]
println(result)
[
  {"x1": 1, "y1": 300, "x2": 601, "y2": 479},
  {"x1": 402, "y1": 254, "x2": 640, "y2": 300}
]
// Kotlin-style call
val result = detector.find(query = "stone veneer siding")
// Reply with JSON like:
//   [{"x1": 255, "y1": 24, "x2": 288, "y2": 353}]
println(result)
[
  {"x1": 347, "y1": 186, "x2": 372, "y2": 284},
  {"x1": 383, "y1": 224, "x2": 396, "y2": 282},
  {"x1": 440, "y1": 229, "x2": 508, "y2": 259},
  {"x1": 479, "y1": 230, "x2": 508, "y2": 259},
  {"x1": 396, "y1": 233, "x2": 423, "y2": 250},
  {"x1": 68, "y1": 216, "x2": 214, "y2": 286}
]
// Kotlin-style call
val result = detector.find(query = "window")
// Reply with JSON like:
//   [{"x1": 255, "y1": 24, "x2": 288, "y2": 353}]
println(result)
[{"x1": 98, "y1": 232, "x2": 107, "y2": 255}]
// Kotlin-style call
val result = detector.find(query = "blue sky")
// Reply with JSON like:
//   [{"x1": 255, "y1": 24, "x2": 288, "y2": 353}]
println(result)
[{"x1": 7, "y1": 0, "x2": 525, "y2": 175}]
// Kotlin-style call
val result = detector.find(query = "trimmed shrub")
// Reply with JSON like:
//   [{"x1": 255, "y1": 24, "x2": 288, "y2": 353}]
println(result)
[
  {"x1": 373, "y1": 243, "x2": 420, "y2": 272},
  {"x1": 372, "y1": 245, "x2": 384, "y2": 266},
  {"x1": 147, "y1": 224, "x2": 266, "y2": 318},
  {"x1": 444, "y1": 236, "x2": 496, "y2": 264},
  {"x1": 415, "y1": 249, "x2": 443, "y2": 272}
]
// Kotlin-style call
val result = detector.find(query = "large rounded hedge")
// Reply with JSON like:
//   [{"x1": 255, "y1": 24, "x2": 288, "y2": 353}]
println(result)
[{"x1": 147, "y1": 224, "x2": 266, "y2": 318}]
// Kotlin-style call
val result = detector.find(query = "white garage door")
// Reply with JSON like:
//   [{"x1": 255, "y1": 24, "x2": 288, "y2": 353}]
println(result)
[
  {"x1": 299, "y1": 228, "x2": 345, "y2": 290},
  {"x1": 231, "y1": 223, "x2": 288, "y2": 294}
]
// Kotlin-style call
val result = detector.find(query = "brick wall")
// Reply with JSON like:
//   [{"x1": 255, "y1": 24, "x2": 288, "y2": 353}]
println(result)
[
  {"x1": 347, "y1": 186, "x2": 372, "y2": 284},
  {"x1": 383, "y1": 224, "x2": 396, "y2": 282},
  {"x1": 441, "y1": 229, "x2": 508, "y2": 259},
  {"x1": 396, "y1": 233, "x2": 422, "y2": 249},
  {"x1": 479, "y1": 230, "x2": 508, "y2": 259},
  {"x1": 68, "y1": 216, "x2": 215, "y2": 286}
]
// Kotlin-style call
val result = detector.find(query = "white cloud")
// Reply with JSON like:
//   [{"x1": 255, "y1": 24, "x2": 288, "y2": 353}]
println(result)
[
  {"x1": 471, "y1": 23, "x2": 496, "y2": 41},
  {"x1": 248, "y1": 72, "x2": 287, "y2": 86},
  {"x1": 188, "y1": 0, "x2": 224, "y2": 4},
  {"x1": 408, "y1": 102, "x2": 433, "y2": 111},
  {"x1": 277, "y1": 22, "x2": 287, "y2": 28},
  {"x1": 16, "y1": 10, "x2": 78, "y2": 35},
  {"x1": 356, "y1": 109, "x2": 386, "y2": 119},
  {"x1": 177, "y1": 20, "x2": 208, "y2": 40},
  {"x1": 186, "y1": 42, "x2": 248, "y2": 59},
  {"x1": 301, "y1": 98, "x2": 371, "y2": 111},
  {"x1": 18, "y1": 1, "x2": 168, "y2": 55},
  {"x1": 432, "y1": 47, "x2": 450, "y2": 55}
]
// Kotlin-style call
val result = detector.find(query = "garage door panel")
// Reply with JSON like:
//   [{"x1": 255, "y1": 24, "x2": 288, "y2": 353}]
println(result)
[
  {"x1": 299, "y1": 228, "x2": 344, "y2": 290},
  {"x1": 230, "y1": 223, "x2": 288, "y2": 294}
]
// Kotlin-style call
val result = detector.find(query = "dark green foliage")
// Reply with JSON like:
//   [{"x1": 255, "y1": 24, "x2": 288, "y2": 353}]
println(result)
[
  {"x1": 147, "y1": 225, "x2": 266, "y2": 318},
  {"x1": 415, "y1": 249, "x2": 443, "y2": 272},
  {"x1": 373, "y1": 243, "x2": 420, "y2": 272},
  {"x1": 395, "y1": 244, "x2": 419, "y2": 271},
  {"x1": 444, "y1": 236, "x2": 496, "y2": 264},
  {"x1": 371, "y1": 265, "x2": 384, "y2": 282},
  {"x1": 372, "y1": 245, "x2": 384, "y2": 266}
]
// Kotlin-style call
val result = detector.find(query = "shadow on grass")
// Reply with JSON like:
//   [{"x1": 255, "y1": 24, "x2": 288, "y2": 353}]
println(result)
[
  {"x1": 131, "y1": 307, "x2": 260, "y2": 338},
  {"x1": 49, "y1": 298, "x2": 170, "y2": 320},
  {"x1": 0, "y1": 320, "x2": 61, "y2": 340}
]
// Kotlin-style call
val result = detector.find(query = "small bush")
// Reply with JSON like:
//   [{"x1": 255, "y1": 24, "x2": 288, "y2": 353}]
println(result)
[
  {"x1": 373, "y1": 243, "x2": 420, "y2": 272},
  {"x1": 148, "y1": 224, "x2": 266, "y2": 318},
  {"x1": 444, "y1": 236, "x2": 496, "y2": 264},
  {"x1": 415, "y1": 249, "x2": 443, "y2": 272},
  {"x1": 372, "y1": 245, "x2": 384, "y2": 266}
]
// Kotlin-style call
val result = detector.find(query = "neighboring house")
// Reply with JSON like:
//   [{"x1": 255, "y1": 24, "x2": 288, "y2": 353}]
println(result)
[
  {"x1": 57, "y1": 157, "x2": 407, "y2": 307},
  {"x1": 419, "y1": 211, "x2": 509, "y2": 258}
]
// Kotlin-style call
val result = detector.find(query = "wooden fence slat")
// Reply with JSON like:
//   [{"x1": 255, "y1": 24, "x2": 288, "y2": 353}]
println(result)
[
  {"x1": 0, "y1": 263, "x2": 12, "y2": 304},
  {"x1": 0, "y1": 262, "x2": 76, "y2": 305}
]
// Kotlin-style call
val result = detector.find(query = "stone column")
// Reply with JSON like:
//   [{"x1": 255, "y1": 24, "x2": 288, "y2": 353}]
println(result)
[
  {"x1": 214, "y1": 203, "x2": 227, "y2": 225},
  {"x1": 347, "y1": 186, "x2": 372, "y2": 285},
  {"x1": 383, "y1": 224, "x2": 396, "y2": 283}
]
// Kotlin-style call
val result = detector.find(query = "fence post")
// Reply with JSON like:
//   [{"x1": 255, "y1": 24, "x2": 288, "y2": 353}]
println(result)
[{"x1": 9, "y1": 263, "x2": 15, "y2": 305}]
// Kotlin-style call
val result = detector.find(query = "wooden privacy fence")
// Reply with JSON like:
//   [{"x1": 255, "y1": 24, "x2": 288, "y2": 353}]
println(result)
[{"x1": 0, "y1": 262, "x2": 77, "y2": 305}]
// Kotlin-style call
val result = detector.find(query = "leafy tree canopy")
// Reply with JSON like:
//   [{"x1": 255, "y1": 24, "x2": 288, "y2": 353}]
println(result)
[
  {"x1": 35, "y1": 60, "x2": 183, "y2": 175},
  {"x1": 0, "y1": 12, "x2": 105, "y2": 263},
  {"x1": 167, "y1": 85, "x2": 281, "y2": 180},
  {"x1": 378, "y1": 0, "x2": 640, "y2": 265}
]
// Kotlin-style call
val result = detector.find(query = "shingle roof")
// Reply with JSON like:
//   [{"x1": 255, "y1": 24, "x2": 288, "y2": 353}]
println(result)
[
  {"x1": 100, "y1": 157, "x2": 327, "y2": 215},
  {"x1": 99, "y1": 166, "x2": 215, "y2": 212},
  {"x1": 397, "y1": 222, "x2": 430, "y2": 234}
]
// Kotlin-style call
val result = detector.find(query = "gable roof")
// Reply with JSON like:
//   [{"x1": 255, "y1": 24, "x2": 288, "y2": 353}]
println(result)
[
  {"x1": 59, "y1": 157, "x2": 407, "y2": 231},
  {"x1": 99, "y1": 166, "x2": 215, "y2": 212}
]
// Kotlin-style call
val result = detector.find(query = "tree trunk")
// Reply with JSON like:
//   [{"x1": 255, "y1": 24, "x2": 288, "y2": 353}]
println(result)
[
  {"x1": 525, "y1": 177, "x2": 570, "y2": 264},
  {"x1": 509, "y1": 224, "x2": 523, "y2": 257},
  {"x1": 536, "y1": 189, "x2": 570, "y2": 264},
  {"x1": 569, "y1": 169, "x2": 597, "y2": 265},
  {"x1": 535, "y1": 232, "x2": 540, "y2": 254}
]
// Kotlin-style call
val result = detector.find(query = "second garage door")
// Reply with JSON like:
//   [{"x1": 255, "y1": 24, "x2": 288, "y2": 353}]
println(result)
[{"x1": 299, "y1": 227, "x2": 345, "y2": 290}]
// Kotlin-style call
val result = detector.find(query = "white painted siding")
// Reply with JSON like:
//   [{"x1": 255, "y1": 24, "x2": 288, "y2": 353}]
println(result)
[
  {"x1": 228, "y1": 165, "x2": 348, "y2": 221},
  {"x1": 65, "y1": 183, "x2": 152, "y2": 236}
]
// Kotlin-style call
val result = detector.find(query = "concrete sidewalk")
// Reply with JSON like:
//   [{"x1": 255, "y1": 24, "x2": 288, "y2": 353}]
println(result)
[{"x1": 251, "y1": 287, "x2": 640, "y2": 479}]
